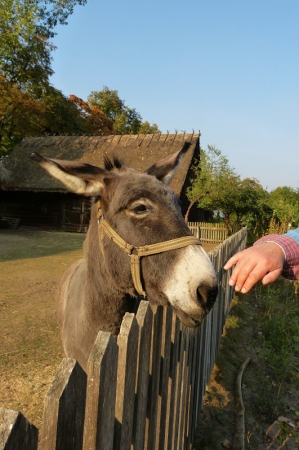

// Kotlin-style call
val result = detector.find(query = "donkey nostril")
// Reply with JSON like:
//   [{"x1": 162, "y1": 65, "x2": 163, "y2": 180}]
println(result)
[
  {"x1": 196, "y1": 288, "x2": 205, "y2": 308},
  {"x1": 197, "y1": 285, "x2": 218, "y2": 310}
]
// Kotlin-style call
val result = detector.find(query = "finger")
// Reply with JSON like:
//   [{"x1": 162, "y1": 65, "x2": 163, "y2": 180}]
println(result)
[
  {"x1": 232, "y1": 261, "x2": 259, "y2": 292},
  {"x1": 262, "y1": 268, "x2": 283, "y2": 285},
  {"x1": 224, "y1": 253, "x2": 244, "y2": 270},
  {"x1": 239, "y1": 263, "x2": 277, "y2": 293},
  {"x1": 226, "y1": 252, "x2": 258, "y2": 288}
]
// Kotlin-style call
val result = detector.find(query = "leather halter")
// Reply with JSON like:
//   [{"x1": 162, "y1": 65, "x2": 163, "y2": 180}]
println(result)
[{"x1": 98, "y1": 217, "x2": 202, "y2": 298}]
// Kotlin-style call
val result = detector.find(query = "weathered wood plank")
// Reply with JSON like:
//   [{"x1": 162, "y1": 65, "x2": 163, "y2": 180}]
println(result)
[
  {"x1": 196, "y1": 318, "x2": 208, "y2": 414},
  {"x1": 188, "y1": 328, "x2": 200, "y2": 445},
  {"x1": 83, "y1": 331, "x2": 118, "y2": 450},
  {"x1": 114, "y1": 313, "x2": 139, "y2": 450},
  {"x1": 39, "y1": 358, "x2": 86, "y2": 450},
  {"x1": 145, "y1": 305, "x2": 163, "y2": 450},
  {"x1": 132, "y1": 301, "x2": 153, "y2": 450},
  {"x1": 184, "y1": 331, "x2": 196, "y2": 449},
  {"x1": 0, "y1": 408, "x2": 38, "y2": 450},
  {"x1": 172, "y1": 327, "x2": 184, "y2": 449},
  {"x1": 166, "y1": 315, "x2": 181, "y2": 450},
  {"x1": 177, "y1": 332, "x2": 189, "y2": 449},
  {"x1": 156, "y1": 306, "x2": 173, "y2": 450}
]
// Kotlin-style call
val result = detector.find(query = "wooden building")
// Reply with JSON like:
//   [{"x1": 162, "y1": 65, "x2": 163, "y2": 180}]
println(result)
[{"x1": 0, "y1": 133, "x2": 209, "y2": 231}]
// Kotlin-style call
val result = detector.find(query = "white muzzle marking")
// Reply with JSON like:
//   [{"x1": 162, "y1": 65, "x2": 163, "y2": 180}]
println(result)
[{"x1": 162, "y1": 245, "x2": 217, "y2": 319}]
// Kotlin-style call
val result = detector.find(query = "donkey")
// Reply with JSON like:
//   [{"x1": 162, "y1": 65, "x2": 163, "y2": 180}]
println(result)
[{"x1": 31, "y1": 144, "x2": 218, "y2": 371}]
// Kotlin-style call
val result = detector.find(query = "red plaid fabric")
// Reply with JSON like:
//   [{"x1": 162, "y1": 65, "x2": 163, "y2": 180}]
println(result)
[{"x1": 254, "y1": 234, "x2": 299, "y2": 280}]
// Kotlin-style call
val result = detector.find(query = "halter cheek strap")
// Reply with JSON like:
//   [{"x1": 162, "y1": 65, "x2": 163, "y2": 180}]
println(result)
[{"x1": 98, "y1": 217, "x2": 202, "y2": 298}]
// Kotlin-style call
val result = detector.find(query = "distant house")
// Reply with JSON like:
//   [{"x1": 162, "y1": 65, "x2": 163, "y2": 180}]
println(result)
[{"x1": 0, "y1": 133, "x2": 210, "y2": 231}]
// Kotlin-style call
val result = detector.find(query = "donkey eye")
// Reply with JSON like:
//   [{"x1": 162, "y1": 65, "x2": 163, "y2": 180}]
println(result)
[{"x1": 133, "y1": 204, "x2": 148, "y2": 214}]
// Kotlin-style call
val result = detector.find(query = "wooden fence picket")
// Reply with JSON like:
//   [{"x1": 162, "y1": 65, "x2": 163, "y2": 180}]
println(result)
[
  {"x1": 114, "y1": 313, "x2": 139, "y2": 450},
  {"x1": 83, "y1": 332, "x2": 118, "y2": 450},
  {"x1": 165, "y1": 316, "x2": 181, "y2": 449},
  {"x1": 188, "y1": 222, "x2": 228, "y2": 243},
  {"x1": 155, "y1": 306, "x2": 173, "y2": 450},
  {"x1": 189, "y1": 330, "x2": 200, "y2": 444},
  {"x1": 146, "y1": 305, "x2": 163, "y2": 450},
  {"x1": 0, "y1": 408, "x2": 38, "y2": 450},
  {"x1": 132, "y1": 301, "x2": 153, "y2": 450},
  {"x1": 39, "y1": 358, "x2": 86, "y2": 450}
]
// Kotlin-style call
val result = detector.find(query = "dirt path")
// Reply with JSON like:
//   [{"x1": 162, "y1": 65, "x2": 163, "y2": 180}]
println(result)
[{"x1": 0, "y1": 227, "x2": 85, "y2": 427}]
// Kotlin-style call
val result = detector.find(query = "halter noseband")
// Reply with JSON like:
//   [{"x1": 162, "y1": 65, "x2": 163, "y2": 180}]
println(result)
[{"x1": 98, "y1": 217, "x2": 202, "y2": 298}]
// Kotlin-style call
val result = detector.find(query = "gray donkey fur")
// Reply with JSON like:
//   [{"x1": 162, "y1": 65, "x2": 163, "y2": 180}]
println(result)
[{"x1": 31, "y1": 144, "x2": 218, "y2": 371}]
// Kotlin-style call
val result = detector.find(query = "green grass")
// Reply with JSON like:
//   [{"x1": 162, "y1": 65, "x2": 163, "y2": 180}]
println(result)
[
  {"x1": 251, "y1": 280, "x2": 299, "y2": 420},
  {"x1": 193, "y1": 278, "x2": 299, "y2": 449}
]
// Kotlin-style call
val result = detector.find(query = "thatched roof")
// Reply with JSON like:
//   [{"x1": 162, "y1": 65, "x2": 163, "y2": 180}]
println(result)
[
  {"x1": 0, "y1": 164, "x2": 11, "y2": 185},
  {"x1": 1, "y1": 133, "x2": 200, "y2": 197}
]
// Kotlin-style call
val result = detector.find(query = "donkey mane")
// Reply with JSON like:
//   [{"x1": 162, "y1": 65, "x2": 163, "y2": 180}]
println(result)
[{"x1": 104, "y1": 156, "x2": 125, "y2": 171}]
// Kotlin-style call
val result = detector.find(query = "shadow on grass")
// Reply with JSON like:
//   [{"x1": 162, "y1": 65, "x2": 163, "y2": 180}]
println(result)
[
  {"x1": 192, "y1": 295, "x2": 251, "y2": 449},
  {"x1": 0, "y1": 226, "x2": 86, "y2": 261}
]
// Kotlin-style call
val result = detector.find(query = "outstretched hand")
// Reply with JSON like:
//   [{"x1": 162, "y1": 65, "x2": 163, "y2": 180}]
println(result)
[{"x1": 224, "y1": 243, "x2": 285, "y2": 294}]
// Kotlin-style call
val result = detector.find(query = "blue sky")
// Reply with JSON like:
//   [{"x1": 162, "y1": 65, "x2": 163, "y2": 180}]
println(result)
[{"x1": 50, "y1": 0, "x2": 299, "y2": 192}]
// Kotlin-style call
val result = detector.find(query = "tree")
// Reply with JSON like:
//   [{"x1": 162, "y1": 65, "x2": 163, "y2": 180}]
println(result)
[
  {"x1": 186, "y1": 145, "x2": 271, "y2": 236},
  {"x1": 88, "y1": 87, "x2": 124, "y2": 121},
  {"x1": 185, "y1": 145, "x2": 238, "y2": 227},
  {"x1": 69, "y1": 95, "x2": 115, "y2": 135},
  {"x1": 0, "y1": 74, "x2": 46, "y2": 153},
  {"x1": 0, "y1": 0, "x2": 87, "y2": 154},
  {"x1": 1, "y1": 0, "x2": 86, "y2": 88},
  {"x1": 139, "y1": 121, "x2": 160, "y2": 134},
  {"x1": 88, "y1": 87, "x2": 160, "y2": 134},
  {"x1": 268, "y1": 186, "x2": 299, "y2": 228}
]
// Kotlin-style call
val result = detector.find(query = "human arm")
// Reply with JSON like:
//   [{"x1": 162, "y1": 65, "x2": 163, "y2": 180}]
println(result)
[
  {"x1": 285, "y1": 228, "x2": 299, "y2": 245},
  {"x1": 224, "y1": 230, "x2": 299, "y2": 293}
]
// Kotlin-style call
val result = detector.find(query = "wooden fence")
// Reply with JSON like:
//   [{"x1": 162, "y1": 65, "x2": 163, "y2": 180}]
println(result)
[
  {"x1": 188, "y1": 222, "x2": 228, "y2": 243},
  {"x1": 0, "y1": 227, "x2": 247, "y2": 450}
]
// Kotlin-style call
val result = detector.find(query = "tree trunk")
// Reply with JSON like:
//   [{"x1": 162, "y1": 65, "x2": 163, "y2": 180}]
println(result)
[{"x1": 184, "y1": 199, "x2": 197, "y2": 223}]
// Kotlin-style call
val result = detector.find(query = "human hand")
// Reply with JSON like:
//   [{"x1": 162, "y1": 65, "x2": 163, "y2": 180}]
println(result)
[{"x1": 223, "y1": 243, "x2": 285, "y2": 294}]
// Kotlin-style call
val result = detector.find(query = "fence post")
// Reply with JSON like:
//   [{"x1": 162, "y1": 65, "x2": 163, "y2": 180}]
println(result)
[
  {"x1": 114, "y1": 313, "x2": 139, "y2": 450},
  {"x1": 39, "y1": 358, "x2": 87, "y2": 450},
  {"x1": 83, "y1": 331, "x2": 118, "y2": 450},
  {"x1": 133, "y1": 301, "x2": 153, "y2": 450},
  {"x1": 145, "y1": 305, "x2": 164, "y2": 450},
  {"x1": 166, "y1": 315, "x2": 181, "y2": 449},
  {"x1": 0, "y1": 408, "x2": 38, "y2": 450},
  {"x1": 155, "y1": 306, "x2": 173, "y2": 450}
]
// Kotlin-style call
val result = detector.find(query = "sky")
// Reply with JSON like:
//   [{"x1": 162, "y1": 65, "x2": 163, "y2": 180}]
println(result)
[{"x1": 50, "y1": 0, "x2": 299, "y2": 192}]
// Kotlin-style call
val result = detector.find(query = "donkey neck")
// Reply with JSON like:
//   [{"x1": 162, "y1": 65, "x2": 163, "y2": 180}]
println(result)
[{"x1": 83, "y1": 203, "x2": 137, "y2": 328}]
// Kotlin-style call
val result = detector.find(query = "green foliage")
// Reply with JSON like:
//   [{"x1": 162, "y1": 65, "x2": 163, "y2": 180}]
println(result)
[
  {"x1": 0, "y1": 0, "x2": 87, "y2": 88},
  {"x1": 0, "y1": 0, "x2": 87, "y2": 155},
  {"x1": 252, "y1": 280, "x2": 299, "y2": 418},
  {"x1": 88, "y1": 87, "x2": 124, "y2": 121},
  {"x1": 268, "y1": 186, "x2": 299, "y2": 228},
  {"x1": 41, "y1": 87, "x2": 90, "y2": 135},
  {"x1": 88, "y1": 87, "x2": 160, "y2": 135},
  {"x1": 186, "y1": 145, "x2": 236, "y2": 216},
  {"x1": 138, "y1": 120, "x2": 160, "y2": 134},
  {"x1": 186, "y1": 145, "x2": 272, "y2": 236},
  {"x1": 1, "y1": 6, "x2": 160, "y2": 153}
]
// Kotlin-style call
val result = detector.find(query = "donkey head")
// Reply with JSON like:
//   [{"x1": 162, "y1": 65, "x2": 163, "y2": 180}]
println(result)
[{"x1": 31, "y1": 144, "x2": 218, "y2": 327}]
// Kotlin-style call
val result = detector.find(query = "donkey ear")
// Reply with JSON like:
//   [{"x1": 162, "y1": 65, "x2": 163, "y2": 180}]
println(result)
[
  {"x1": 145, "y1": 141, "x2": 190, "y2": 185},
  {"x1": 30, "y1": 153, "x2": 116, "y2": 196}
]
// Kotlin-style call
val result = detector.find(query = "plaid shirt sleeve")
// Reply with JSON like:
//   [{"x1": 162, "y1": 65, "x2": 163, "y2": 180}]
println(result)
[{"x1": 254, "y1": 234, "x2": 299, "y2": 280}]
